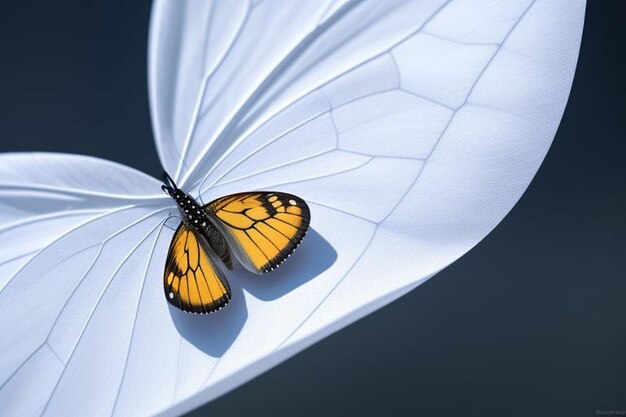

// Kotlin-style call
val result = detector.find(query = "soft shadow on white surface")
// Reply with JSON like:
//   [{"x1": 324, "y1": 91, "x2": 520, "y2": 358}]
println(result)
[
  {"x1": 169, "y1": 284, "x2": 247, "y2": 358},
  {"x1": 169, "y1": 228, "x2": 336, "y2": 357},
  {"x1": 241, "y1": 229, "x2": 337, "y2": 301}
]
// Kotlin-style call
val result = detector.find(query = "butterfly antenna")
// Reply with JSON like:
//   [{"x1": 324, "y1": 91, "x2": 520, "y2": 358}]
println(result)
[
  {"x1": 162, "y1": 171, "x2": 178, "y2": 190},
  {"x1": 161, "y1": 171, "x2": 178, "y2": 196}
]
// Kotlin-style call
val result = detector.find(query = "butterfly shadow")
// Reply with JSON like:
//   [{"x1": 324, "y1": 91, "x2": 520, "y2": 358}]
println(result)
[
  {"x1": 168, "y1": 282, "x2": 248, "y2": 358},
  {"x1": 167, "y1": 228, "x2": 335, "y2": 357},
  {"x1": 237, "y1": 228, "x2": 337, "y2": 301}
]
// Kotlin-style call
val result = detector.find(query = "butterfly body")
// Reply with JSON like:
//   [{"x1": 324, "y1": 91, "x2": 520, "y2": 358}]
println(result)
[
  {"x1": 161, "y1": 173, "x2": 310, "y2": 314},
  {"x1": 166, "y1": 184, "x2": 233, "y2": 270}
]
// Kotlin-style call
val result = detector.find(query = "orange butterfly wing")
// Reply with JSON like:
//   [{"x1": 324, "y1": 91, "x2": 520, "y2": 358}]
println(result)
[
  {"x1": 164, "y1": 222, "x2": 231, "y2": 314},
  {"x1": 205, "y1": 192, "x2": 310, "y2": 274}
]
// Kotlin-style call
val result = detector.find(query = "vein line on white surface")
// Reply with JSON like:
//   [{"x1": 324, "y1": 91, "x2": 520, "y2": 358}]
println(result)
[
  {"x1": 421, "y1": 30, "x2": 502, "y2": 47},
  {"x1": 172, "y1": 335, "x2": 184, "y2": 403},
  {"x1": 180, "y1": 0, "x2": 369, "y2": 185},
  {"x1": 110, "y1": 218, "x2": 169, "y2": 417},
  {"x1": 199, "y1": 107, "x2": 334, "y2": 191},
  {"x1": 307, "y1": 200, "x2": 376, "y2": 225},
  {"x1": 216, "y1": 149, "x2": 337, "y2": 187},
  {"x1": 0, "y1": 249, "x2": 40, "y2": 268},
  {"x1": 0, "y1": 208, "x2": 168, "y2": 395},
  {"x1": 44, "y1": 208, "x2": 171, "y2": 358},
  {"x1": 337, "y1": 148, "x2": 426, "y2": 161},
  {"x1": 39, "y1": 217, "x2": 167, "y2": 417},
  {"x1": 199, "y1": 0, "x2": 216, "y2": 81},
  {"x1": 186, "y1": 0, "x2": 454, "y2": 189},
  {"x1": 378, "y1": 0, "x2": 537, "y2": 227},
  {"x1": 193, "y1": 54, "x2": 456, "y2": 197},
  {"x1": 0, "y1": 346, "x2": 44, "y2": 390},
  {"x1": 0, "y1": 184, "x2": 165, "y2": 202},
  {"x1": 174, "y1": 2, "x2": 253, "y2": 182},
  {"x1": 0, "y1": 209, "x2": 106, "y2": 234},
  {"x1": 251, "y1": 157, "x2": 374, "y2": 189},
  {"x1": 194, "y1": 83, "x2": 436, "y2": 196},
  {"x1": 318, "y1": 90, "x2": 341, "y2": 147},
  {"x1": 0, "y1": 206, "x2": 137, "y2": 299},
  {"x1": 271, "y1": 0, "x2": 538, "y2": 353}
]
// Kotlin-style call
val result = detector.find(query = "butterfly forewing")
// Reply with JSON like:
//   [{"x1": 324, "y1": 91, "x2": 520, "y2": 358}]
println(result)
[
  {"x1": 205, "y1": 192, "x2": 310, "y2": 274},
  {"x1": 164, "y1": 222, "x2": 231, "y2": 313}
]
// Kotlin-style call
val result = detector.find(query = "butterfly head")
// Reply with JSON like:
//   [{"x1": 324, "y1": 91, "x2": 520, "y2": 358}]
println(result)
[
  {"x1": 161, "y1": 171, "x2": 206, "y2": 230},
  {"x1": 161, "y1": 171, "x2": 188, "y2": 206}
]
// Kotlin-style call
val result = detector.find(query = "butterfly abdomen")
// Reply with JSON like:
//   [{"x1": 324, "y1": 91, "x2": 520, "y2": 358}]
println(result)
[{"x1": 199, "y1": 219, "x2": 233, "y2": 270}]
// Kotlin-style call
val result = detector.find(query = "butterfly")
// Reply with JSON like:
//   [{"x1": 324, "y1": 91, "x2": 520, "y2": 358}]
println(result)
[
  {"x1": 160, "y1": 173, "x2": 310, "y2": 314},
  {"x1": 0, "y1": 1, "x2": 583, "y2": 416}
]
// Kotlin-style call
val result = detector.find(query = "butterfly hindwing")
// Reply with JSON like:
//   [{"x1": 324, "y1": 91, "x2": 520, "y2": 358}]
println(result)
[
  {"x1": 205, "y1": 192, "x2": 310, "y2": 274},
  {"x1": 164, "y1": 222, "x2": 231, "y2": 313}
]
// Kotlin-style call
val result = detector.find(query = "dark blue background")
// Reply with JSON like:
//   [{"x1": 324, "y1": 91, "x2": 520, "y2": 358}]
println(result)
[{"x1": 1, "y1": 1, "x2": 624, "y2": 416}]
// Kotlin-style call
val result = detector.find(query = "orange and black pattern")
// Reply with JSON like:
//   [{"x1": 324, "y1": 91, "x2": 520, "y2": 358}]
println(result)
[
  {"x1": 164, "y1": 222, "x2": 231, "y2": 313},
  {"x1": 206, "y1": 192, "x2": 310, "y2": 274}
]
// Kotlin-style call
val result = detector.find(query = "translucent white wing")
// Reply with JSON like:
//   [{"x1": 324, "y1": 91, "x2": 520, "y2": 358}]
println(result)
[
  {"x1": 0, "y1": 153, "x2": 174, "y2": 416},
  {"x1": 0, "y1": 153, "x2": 164, "y2": 290},
  {"x1": 149, "y1": 0, "x2": 585, "y2": 416}
]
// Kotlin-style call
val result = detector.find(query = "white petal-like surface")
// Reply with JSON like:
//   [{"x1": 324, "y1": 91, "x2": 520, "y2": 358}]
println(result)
[
  {"x1": 1, "y1": 0, "x2": 584, "y2": 416},
  {"x1": 0, "y1": 153, "x2": 165, "y2": 291},
  {"x1": 0, "y1": 153, "x2": 173, "y2": 416},
  {"x1": 150, "y1": 0, "x2": 584, "y2": 415}
]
